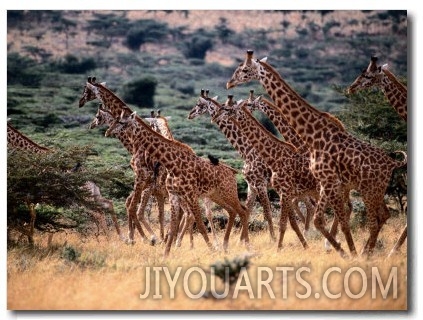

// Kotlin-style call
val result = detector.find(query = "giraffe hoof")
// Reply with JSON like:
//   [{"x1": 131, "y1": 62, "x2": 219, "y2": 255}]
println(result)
[
  {"x1": 150, "y1": 236, "x2": 157, "y2": 246},
  {"x1": 125, "y1": 239, "x2": 136, "y2": 245},
  {"x1": 324, "y1": 239, "x2": 332, "y2": 252}
]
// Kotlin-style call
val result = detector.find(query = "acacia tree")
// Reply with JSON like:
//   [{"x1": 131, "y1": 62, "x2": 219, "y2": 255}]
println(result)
[{"x1": 7, "y1": 145, "x2": 125, "y2": 244}]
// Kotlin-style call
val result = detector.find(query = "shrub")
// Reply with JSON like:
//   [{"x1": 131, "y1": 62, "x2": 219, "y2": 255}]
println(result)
[
  {"x1": 122, "y1": 77, "x2": 158, "y2": 108},
  {"x1": 54, "y1": 54, "x2": 97, "y2": 74}
]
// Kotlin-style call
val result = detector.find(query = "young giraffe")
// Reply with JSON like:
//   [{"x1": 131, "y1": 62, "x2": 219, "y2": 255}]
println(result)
[
  {"x1": 188, "y1": 90, "x2": 276, "y2": 241},
  {"x1": 91, "y1": 106, "x2": 218, "y2": 248},
  {"x1": 89, "y1": 106, "x2": 166, "y2": 242},
  {"x1": 227, "y1": 50, "x2": 407, "y2": 257},
  {"x1": 347, "y1": 56, "x2": 407, "y2": 122},
  {"x1": 147, "y1": 109, "x2": 219, "y2": 248},
  {"x1": 348, "y1": 56, "x2": 408, "y2": 256},
  {"x1": 105, "y1": 110, "x2": 250, "y2": 256},
  {"x1": 217, "y1": 96, "x2": 321, "y2": 250},
  {"x1": 7, "y1": 122, "x2": 123, "y2": 243},
  {"x1": 79, "y1": 77, "x2": 250, "y2": 256}
]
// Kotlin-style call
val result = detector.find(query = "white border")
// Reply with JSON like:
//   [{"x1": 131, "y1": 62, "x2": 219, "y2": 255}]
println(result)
[{"x1": 2, "y1": 1, "x2": 420, "y2": 320}]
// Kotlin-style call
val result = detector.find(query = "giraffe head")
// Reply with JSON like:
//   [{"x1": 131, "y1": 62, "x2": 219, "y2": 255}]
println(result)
[
  {"x1": 79, "y1": 77, "x2": 106, "y2": 107},
  {"x1": 89, "y1": 105, "x2": 113, "y2": 129},
  {"x1": 347, "y1": 56, "x2": 384, "y2": 94},
  {"x1": 187, "y1": 89, "x2": 219, "y2": 120},
  {"x1": 226, "y1": 50, "x2": 267, "y2": 89}
]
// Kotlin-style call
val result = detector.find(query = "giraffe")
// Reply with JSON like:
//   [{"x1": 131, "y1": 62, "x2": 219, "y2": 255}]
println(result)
[
  {"x1": 146, "y1": 109, "x2": 218, "y2": 248},
  {"x1": 80, "y1": 80, "x2": 163, "y2": 246},
  {"x1": 79, "y1": 77, "x2": 250, "y2": 256},
  {"x1": 348, "y1": 57, "x2": 408, "y2": 256},
  {"x1": 188, "y1": 90, "x2": 276, "y2": 241},
  {"x1": 105, "y1": 110, "x2": 250, "y2": 256},
  {"x1": 347, "y1": 56, "x2": 407, "y2": 121},
  {"x1": 243, "y1": 90, "x2": 315, "y2": 232},
  {"x1": 216, "y1": 96, "x2": 321, "y2": 250},
  {"x1": 227, "y1": 50, "x2": 407, "y2": 257},
  {"x1": 244, "y1": 90, "x2": 352, "y2": 244},
  {"x1": 90, "y1": 106, "x2": 217, "y2": 248},
  {"x1": 89, "y1": 107, "x2": 165, "y2": 242},
  {"x1": 7, "y1": 122, "x2": 122, "y2": 243}
]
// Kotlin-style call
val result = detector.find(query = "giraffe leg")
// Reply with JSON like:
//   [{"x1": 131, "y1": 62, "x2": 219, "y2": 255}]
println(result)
[
  {"x1": 136, "y1": 187, "x2": 158, "y2": 244},
  {"x1": 293, "y1": 198, "x2": 306, "y2": 225},
  {"x1": 303, "y1": 197, "x2": 316, "y2": 235},
  {"x1": 313, "y1": 188, "x2": 347, "y2": 258},
  {"x1": 361, "y1": 199, "x2": 390, "y2": 256},
  {"x1": 388, "y1": 225, "x2": 407, "y2": 257},
  {"x1": 210, "y1": 190, "x2": 250, "y2": 250},
  {"x1": 245, "y1": 183, "x2": 258, "y2": 213},
  {"x1": 332, "y1": 190, "x2": 357, "y2": 257},
  {"x1": 186, "y1": 198, "x2": 211, "y2": 248},
  {"x1": 101, "y1": 197, "x2": 125, "y2": 242},
  {"x1": 155, "y1": 192, "x2": 166, "y2": 241},
  {"x1": 256, "y1": 185, "x2": 276, "y2": 241},
  {"x1": 126, "y1": 179, "x2": 149, "y2": 243},
  {"x1": 175, "y1": 205, "x2": 194, "y2": 248},
  {"x1": 203, "y1": 197, "x2": 220, "y2": 249},
  {"x1": 164, "y1": 194, "x2": 181, "y2": 257},
  {"x1": 278, "y1": 198, "x2": 308, "y2": 250},
  {"x1": 325, "y1": 189, "x2": 351, "y2": 250},
  {"x1": 288, "y1": 202, "x2": 308, "y2": 249}
]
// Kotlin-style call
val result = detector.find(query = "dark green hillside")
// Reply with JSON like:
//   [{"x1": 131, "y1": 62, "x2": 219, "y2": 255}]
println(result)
[{"x1": 7, "y1": 10, "x2": 407, "y2": 226}]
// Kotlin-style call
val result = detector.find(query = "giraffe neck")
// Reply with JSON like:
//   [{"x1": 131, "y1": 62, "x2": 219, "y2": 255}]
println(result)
[
  {"x1": 123, "y1": 116, "x2": 197, "y2": 175},
  {"x1": 155, "y1": 117, "x2": 175, "y2": 140},
  {"x1": 233, "y1": 104, "x2": 297, "y2": 168},
  {"x1": 256, "y1": 97, "x2": 309, "y2": 154},
  {"x1": 99, "y1": 115, "x2": 135, "y2": 154},
  {"x1": 207, "y1": 102, "x2": 257, "y2": 160},
  {"x1": 258, "y1": 61, "x2": 345, "y2": 149},
  {"x1": 380, "y1": 69, "x2": 407, "y2": 121},
  {"x1": 91, "y1": 82, "x2": 133, "y2": 118},
  {"x1": 7, "y1": 124, "x2": 50, "y2": 154}
]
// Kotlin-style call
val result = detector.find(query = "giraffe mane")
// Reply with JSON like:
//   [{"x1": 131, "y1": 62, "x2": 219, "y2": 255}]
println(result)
[
  {"x1": 7, "y1": 123, "x2": 51, "y2": 153},
  {"x1": 381, "y1": 68, "x2": 407, "y2": 93},
  {"x1": 258, "y1": 60, "x2": 346, "y2": 131}
]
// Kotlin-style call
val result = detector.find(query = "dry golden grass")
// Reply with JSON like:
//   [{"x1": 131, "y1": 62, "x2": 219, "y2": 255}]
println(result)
[{"x1": 7, "y1": 211, "x2": 407, "y2": 311}]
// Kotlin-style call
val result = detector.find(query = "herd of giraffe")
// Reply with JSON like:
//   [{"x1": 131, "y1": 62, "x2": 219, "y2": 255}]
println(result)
[{"x1": 7, "y1": 50, "x2": 407, "y2": 259}]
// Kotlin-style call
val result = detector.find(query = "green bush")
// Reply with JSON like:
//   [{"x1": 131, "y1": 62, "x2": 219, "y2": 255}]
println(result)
[
  {"x1": 122, "y1": 77, "x2": 158, "y2": 108},
  {"x1": 54, "y1": 54, "x2": 97, "y2": 74}
]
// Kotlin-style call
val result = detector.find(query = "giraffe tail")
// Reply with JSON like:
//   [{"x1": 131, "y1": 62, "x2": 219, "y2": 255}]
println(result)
[{"x1": 390, "y1": 150, "x2": 407, "y2": 169}]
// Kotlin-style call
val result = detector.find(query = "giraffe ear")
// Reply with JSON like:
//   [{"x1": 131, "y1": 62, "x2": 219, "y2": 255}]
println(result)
[
  {"x1": 260, "y1": 57, "x2": 268, "y2": 63},
  {"x1": 130, "y1": 111, "x2": 137, "y2": 120},
  {"x1": 100, "y1": 82, "x2": 106, "y2": 86},
  {"x1": 381, "y1": 63, "x2": 389, "y2": 70},
  {"x1": 212, "y1": 95, "x2": 218, "y2": 100}
]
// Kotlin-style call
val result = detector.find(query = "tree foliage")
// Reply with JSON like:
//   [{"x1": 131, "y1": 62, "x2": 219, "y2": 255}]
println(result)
[
  {"x1": 122, "y1": 77, "x2": 158, "y2": 108},
  {"x1": 7, "y1": 145, "x2": 124, "y2": 235},
  {"x1": 125, "y1": 19, "x2": 169, "y2": 51}
]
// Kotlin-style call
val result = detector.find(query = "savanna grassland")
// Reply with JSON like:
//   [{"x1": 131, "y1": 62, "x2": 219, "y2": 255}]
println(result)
[
  {"x1": 7, "y1": 208, "x2": 407, "y2": 310},
  {"x1": 7, "y1": 10, "x2": 408, "y2": 312}
]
